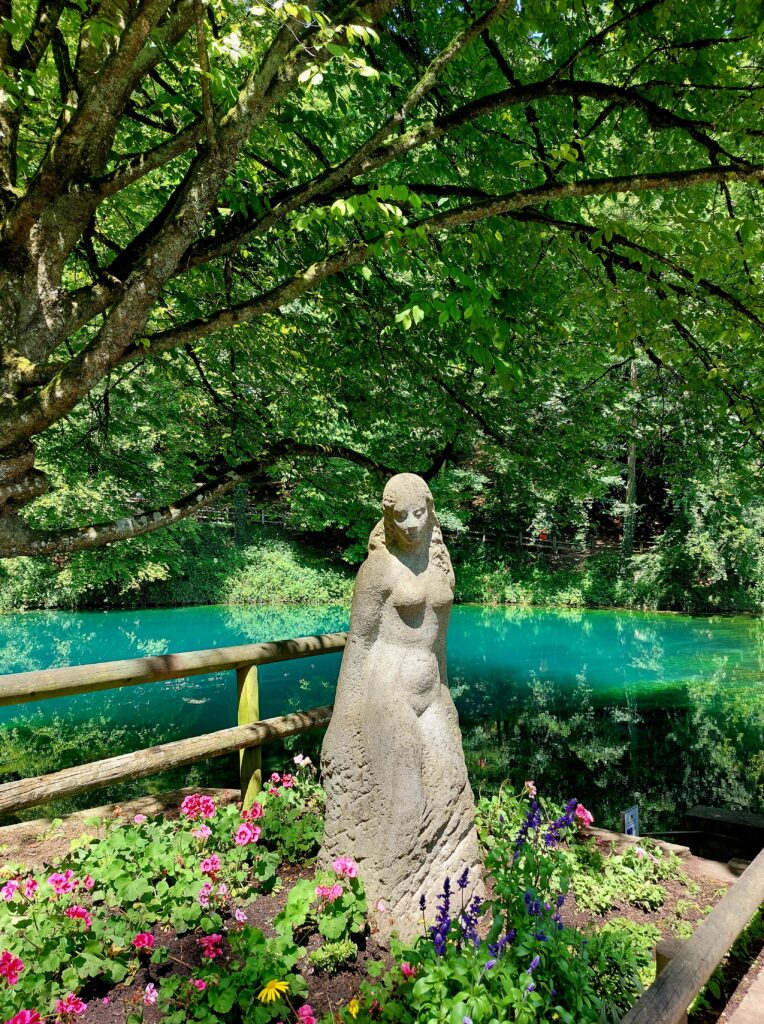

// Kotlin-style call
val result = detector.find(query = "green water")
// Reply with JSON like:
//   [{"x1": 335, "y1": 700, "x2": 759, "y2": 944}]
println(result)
[{"x1": 1, "y1": 604, "x2": 763, "y2": 830}]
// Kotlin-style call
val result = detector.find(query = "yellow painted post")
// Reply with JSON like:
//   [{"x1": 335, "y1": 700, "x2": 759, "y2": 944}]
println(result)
[{"x1": 237, "y1": 665, "x2": 261, "y2": 807}]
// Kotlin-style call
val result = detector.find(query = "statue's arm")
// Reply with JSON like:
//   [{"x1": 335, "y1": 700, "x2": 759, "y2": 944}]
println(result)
[{"x1": 329, "y1": 555, "x2": 388, "y2": 718}]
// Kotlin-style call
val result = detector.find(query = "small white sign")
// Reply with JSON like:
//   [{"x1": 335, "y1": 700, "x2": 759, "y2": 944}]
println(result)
[{"x1": 622, "y1": 805, "x2": 640, "y2": 837}]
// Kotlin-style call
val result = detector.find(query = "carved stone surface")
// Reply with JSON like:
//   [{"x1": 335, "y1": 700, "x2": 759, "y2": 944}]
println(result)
[{"x1": 319, "y1": 473, "x2": 483, "y2": 941}]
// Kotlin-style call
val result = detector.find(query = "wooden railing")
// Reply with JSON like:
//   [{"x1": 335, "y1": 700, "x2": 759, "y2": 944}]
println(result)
[
  {"x1": 621, "y1": 845, "x2": 764, "y2": 1024},
  {"x1": 0, "y1": 631, "x2": 347, "y2": 816}
]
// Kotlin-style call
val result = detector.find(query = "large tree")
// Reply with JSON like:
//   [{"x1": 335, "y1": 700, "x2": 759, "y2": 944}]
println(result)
[{"x1": 1, "y1": 0, "x2": 763, "y2": 557}]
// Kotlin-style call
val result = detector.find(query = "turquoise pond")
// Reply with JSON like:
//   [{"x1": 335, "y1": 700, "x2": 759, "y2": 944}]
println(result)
[{"x1": 1, "y1": 605, "x2": 763, "y2": 830}]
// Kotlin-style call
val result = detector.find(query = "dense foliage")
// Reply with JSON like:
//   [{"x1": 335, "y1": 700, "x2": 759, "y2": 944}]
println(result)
[
  {"x1": 4, "y1": 517, "x2": 764, "y2": 612},
  {"x1": 0, "y1": 0, "x2": 763, "y2": 585}
]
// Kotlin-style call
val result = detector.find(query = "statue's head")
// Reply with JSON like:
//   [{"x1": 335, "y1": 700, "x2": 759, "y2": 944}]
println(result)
[
  {"x1": 382, "y1": 473, "x2": 433, "y2": 551},
  {"x1": 368, "y1": 472, "x2": 453, "y2": 582}
]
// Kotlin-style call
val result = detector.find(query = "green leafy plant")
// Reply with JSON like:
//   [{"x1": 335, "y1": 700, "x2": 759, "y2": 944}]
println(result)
[
  {"x1": 260, "y1": 764, "x2": 325, "y2": 863},
  {"x1": 274, "y1": 865, "x2": 367, "y2": 944},
  {"x1": 306, "y1": 938, "x2": 357, "y2": 974}
]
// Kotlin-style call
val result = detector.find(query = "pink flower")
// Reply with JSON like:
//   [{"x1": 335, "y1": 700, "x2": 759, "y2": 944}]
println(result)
[
  {"x1": 132, "y1": 932, "x2": 155, "y2": 951},
  {"x1": 47, "y1": 870, "x2": 76, "y2": 895},
  {"x1": 23, "y1": 879, "x2": 38, "y2": 900},
  {"x1": 375, "y1": 898, "x2": 386, "y2": 912},
  {"x1": 242, "y1": 802, "x2": 264, "y2": 821},
  {"x1": 234, "y1": 823, "x2": 261, "y2": 847},
  {"x1": 199, "y1": 934, "x2": 223, "y2": 959},
  {"x1": 55, "y1": 993, "x2": 87, "y2": 1017},
  {"x1": 198, "y1": 881, "x2": 213, "y2": 908},
  {"x1": 217, "y1": 883, "x2": 228, "y2": 899},
  {"x1": 332, "y1": 857, "x2": 358, "y2": 879},
  {"x1": 180, "y1": 793, "x2": 216, "y2": 820},
  {"x1": 268, "y1": 787, "x2": 280, "y2": 796},
  {"x1": 4, "y1": 1011, "x2": 42, "y2": 1024},
  {"x1": 298, "y1": 1006, "x2": 316, "y2": 1023},
  {"x1": 64, "y1": 906, "x2": 92, "y2": 930},
  {"x1": 270, "y1": 772, "x2": 281, "y2": 783},
  {"x1": 199, "y1": 795, "x2": 216, "y2": 818},
  {"x1": 315, "y1": 883, "x2": 343, "y2": 903},
  {"x1": 575, "y1": 804, "x2": 594, "y2": 829},
  {"x1": 81, "y1": 875, "x2": 94, "y2": 891},
  {"x1": 102, "y1": 998, "x2": 111, "y2": 1005},
  {"x1": 293, "y1": 754, "x2": 312, "y2": 767},
  {"x1": 134, "y1": 814, "x2": 147, "y2": 824},
  {"x1": 190, "y1": 979, "x2": 207, "y2": 991},
  {"x1": 192, "y1": 825, "x2": 212, "y2": 840},
  {"x1": 0, "y1": 880, "x2": 19, "y2": 902},
  {"x1": 280, "y1": 773, "x2": 295, "y2": 789},
  {"x1": 144, "y1": 983, "x2": 158, "y2": 1006},
  {"x1": 234, "y1": 908, "x2": 247, "y2": 923},
  {"x1": 401, "y1": 962, "x2": 416, "y2": 979},
  {"x1": 524, "y1": 780, "x2": 537, "y2": 799},
  {"x1": 0, "y1": 950, "x2": 24, "y2": 987},
  {"x1": 200, "y1": 855, "x2": 221, "y2": 877}
]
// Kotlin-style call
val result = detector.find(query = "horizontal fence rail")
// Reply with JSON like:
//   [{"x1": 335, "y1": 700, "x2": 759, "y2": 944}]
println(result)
[
  {"x1": 0, "y1": 631, "x2": 348, "y2": 707},
  {"x1": 0, "y1": 706, "x2": 334, "y2": 816},
  {"x1": 0, "y1": 631, "x2": 348, "y2": 816},
  {"x1": 621, "y1": 846, "x2": 764, "y2": 1024}
]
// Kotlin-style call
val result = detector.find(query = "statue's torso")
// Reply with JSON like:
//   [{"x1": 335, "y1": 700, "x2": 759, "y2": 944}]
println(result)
[{"x1": 364, "y1": 558, "x2": 454, "y2": 715}]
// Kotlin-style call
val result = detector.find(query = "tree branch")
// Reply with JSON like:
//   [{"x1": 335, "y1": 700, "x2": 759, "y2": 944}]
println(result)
[{"x1": 0, "y1": 439, "x2": 393, "y2": 557}]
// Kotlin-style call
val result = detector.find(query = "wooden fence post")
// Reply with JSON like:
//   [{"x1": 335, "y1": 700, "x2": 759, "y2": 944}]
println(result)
[{"x1": 237, "y1": 665, "x2": 261, "y2": 807}]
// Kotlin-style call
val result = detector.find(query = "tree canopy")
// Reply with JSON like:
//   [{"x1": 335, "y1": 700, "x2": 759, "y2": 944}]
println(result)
[{"x1": 1, "y1": 0, "x2": 763, "y2": 558}]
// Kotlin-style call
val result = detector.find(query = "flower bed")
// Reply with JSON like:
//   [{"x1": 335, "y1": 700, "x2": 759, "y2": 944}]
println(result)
[{"x1": 1, "y1": 765, "x2": 722, "y2": 1024}]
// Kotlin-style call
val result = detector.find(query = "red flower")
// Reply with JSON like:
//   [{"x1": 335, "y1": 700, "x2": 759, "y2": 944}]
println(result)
[{"x1": 0, "y1": 950, "x2": 24, "y2": 987}]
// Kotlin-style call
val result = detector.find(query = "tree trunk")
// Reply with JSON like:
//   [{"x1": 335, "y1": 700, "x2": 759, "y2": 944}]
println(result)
[{"x1": 620, "y1": 359, "x2": 638, "y2": 571}]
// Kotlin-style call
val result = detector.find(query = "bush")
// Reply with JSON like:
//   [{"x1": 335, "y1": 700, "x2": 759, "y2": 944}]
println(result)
[
  {"x1": 0, "y1": 525, "x2": 352, "y2": 611},
  {"x1": 223, "y1": 540, "x2": 352, "y2": 606}
]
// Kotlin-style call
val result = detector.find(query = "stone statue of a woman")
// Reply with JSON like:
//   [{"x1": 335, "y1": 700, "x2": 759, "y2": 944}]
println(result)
[{"x1": 320, "y1": 473, "x2": 482, "y2": 941}]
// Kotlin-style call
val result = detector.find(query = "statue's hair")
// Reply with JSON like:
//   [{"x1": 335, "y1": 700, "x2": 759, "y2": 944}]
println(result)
[{"x1": 368, "y1": 473, "x2": 453, "y2": 581}]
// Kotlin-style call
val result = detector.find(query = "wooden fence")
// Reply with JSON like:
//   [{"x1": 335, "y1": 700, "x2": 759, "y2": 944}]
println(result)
[
  {"x1": 622, "y1": 845, "x2": 764, "y2": 1023},
  {"x1": 0, "y1": 631, "x2": 347, "y2": 815},
  {"x1": 1, "y1": 632, "x2": 761, "y2": 1023}
]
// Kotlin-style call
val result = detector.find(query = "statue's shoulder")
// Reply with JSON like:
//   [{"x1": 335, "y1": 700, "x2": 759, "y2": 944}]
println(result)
[{"x1": 354, "y1": 549, "x2": 393, "y2": 594}]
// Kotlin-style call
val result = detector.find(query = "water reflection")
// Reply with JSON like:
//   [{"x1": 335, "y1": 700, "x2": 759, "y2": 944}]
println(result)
[{"x1": 1, "y1": 604, "x2": 762, "y2": 830}]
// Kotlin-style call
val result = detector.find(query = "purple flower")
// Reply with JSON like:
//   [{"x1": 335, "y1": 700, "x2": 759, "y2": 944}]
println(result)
[
  {"x1": 430, "y1": 877, "x2": 453, "y2": 957},
  {"x1": 457, "y1": 867, "x2": 469, "y2": 890},
  {"x1": 527, "y1": 981, "x2": 535, "y2": 993},
  {"x1": 419, "y1": 893, "x2": 426, "y2": 911},
  {"x1": 529, "y1": 955, "x2": 540, "y2": 972},
  {"x1": 485, "y1": 958, "x2": 497, "y2": 970},
  {"x1": 458, "y1": 893, "x2": 482, "y2": 949},
  {"x1": 514, "y1": 801, "x2": 542, "y2": 855},
  {"x1": 488, "y1": 929, "x2": 516, "y2": 958},
  {"x1": 543, "y1": 798, "x2": 578, "y2": 848}
]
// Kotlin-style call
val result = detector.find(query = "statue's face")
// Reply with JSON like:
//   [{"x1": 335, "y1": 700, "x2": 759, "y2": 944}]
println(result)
[{"x1": 392, "y1": 497, "x2": 429, "y2": 547}]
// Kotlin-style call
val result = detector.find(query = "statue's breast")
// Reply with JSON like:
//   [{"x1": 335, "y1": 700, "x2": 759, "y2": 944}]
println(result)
[
  {"x1": 429, "y1": 577, "x2": 454, "y2": 609},
  {"x1": 392, "y1": 582, "x2": 426, "y2": 611},
  {"x1": 390, "y1": 571, "x2": 452, "y2": 614}
]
